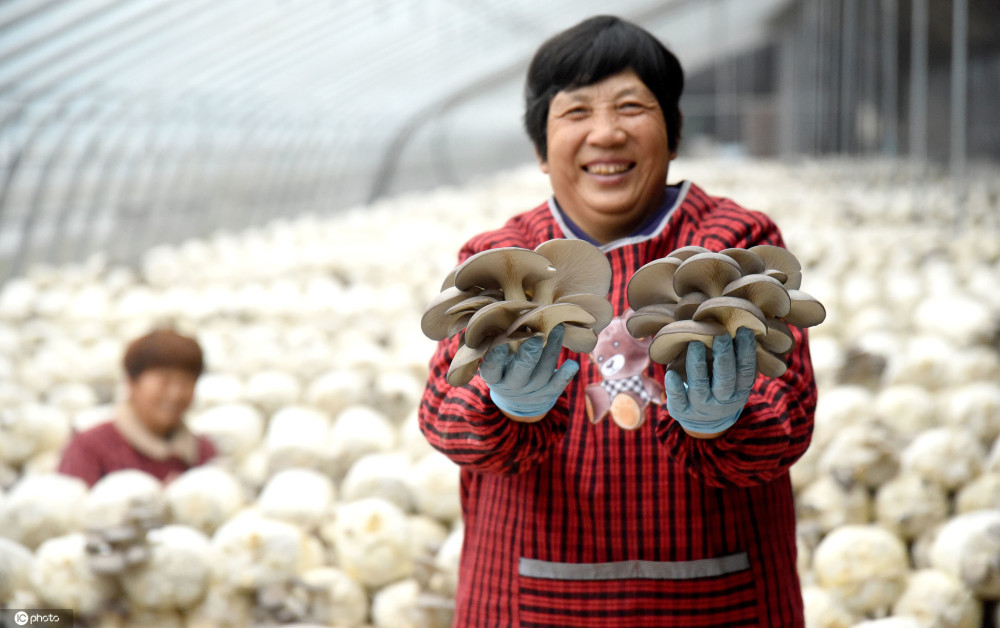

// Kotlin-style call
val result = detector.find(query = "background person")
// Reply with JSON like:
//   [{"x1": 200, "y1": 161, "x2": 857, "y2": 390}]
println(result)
[{"x1": 58, "y1": 327, "x2": 216, "y2": 487}]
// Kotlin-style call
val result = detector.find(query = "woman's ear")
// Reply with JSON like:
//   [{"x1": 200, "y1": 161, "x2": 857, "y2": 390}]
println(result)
[{"x1": 536, "y1": 149, "x2": 549, "y2": 174}]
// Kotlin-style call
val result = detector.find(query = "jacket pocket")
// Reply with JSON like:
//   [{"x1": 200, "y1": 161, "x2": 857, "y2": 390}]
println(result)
[{"x1": 516, "y1": 552, "x2": 758, "y2": 628}]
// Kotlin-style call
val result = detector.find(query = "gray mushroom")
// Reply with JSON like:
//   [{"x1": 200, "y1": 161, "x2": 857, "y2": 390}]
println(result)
[
  {"x1": 649, "y1": 320, "x2": 728, "y2": 365},
  {"x1": 626, "y1": 257, "x2": 684, "y2": 309},
  {"x1": 691, "y1": 296, "x2": 767, "y2": 337},
  {"x1": 722, "y1": 274, "x2": 792, "y2": 318},
  {"x1": 672, "y1": 252, "x2": 743, "y2": 298},
  {"x1": 784, "y1": 290, "x2": 827, "y2": 328},
  {"x1": 453, "y1": 247, "x2": 555, "y2": 301}
]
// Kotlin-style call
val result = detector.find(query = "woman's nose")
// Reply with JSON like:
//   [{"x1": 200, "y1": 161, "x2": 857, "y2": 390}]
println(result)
[{"x1": 587, "y1": 110, "x2": 627, "y2": 146}]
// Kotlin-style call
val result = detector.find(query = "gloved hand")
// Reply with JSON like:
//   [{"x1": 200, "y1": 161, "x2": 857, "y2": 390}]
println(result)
[
  {"x1": 664, "y1": 326, "x2": 757, "y2": 436},
  {"x1": 479, "y1": 323, "x2": 580, "y2": 419}
]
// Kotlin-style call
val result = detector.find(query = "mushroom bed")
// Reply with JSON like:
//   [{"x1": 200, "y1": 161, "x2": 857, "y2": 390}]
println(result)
[{"x1": 1, "y1": 157, "x2": 999, "y2": 627}]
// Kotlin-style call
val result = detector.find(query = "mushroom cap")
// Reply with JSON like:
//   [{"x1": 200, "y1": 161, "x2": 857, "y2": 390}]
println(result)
[
  {"x1": 453, "y1": 247, "x2": 555, "y2": 298},
  {"x1": 692, "y1": 296, "x2": 767, "y2": 337},
  {"x1": 506, "y1": 303, "x2": 596, "y2": 339},
  {"x1": 626, "y1": 303, "x2": 678, "y2": 339},
  {"x1": 720, "y1": 248, "x2": 766, "y2": 275},
  {"x1": 674, "y1": 291, "x2": 709, "y2": 320},
  {"x1": 666, "y1": 245, "x2": 711, "y2": 261},
  {"x1": 444, "y1": 292, "x2": 502, "y2": 318},
  {"x1": 532, "y1": 239, "x2": 612, "y2": 302},
  {"x1": 626, "y1": 257, "x2": 683, "y2": 310},
  {"x1": 648, "y1": 320, "x2": 727, "y2": 365},
  {"x1": 446, "y1": 343, "x2": 493, "y2": 387},
  {"x1": 464, "y1": 299, "x2": 535, "y2": 349},
  {"x1": 750, "y1": 244, "x2": 801, "y2": 275},
  {"x1": 722, "y1": 274, "x2": 792, "y2": 317},
  {"x1": 782, "y1": 271, "x2": 803, "y2": 290},
  {"x1": 554, "y1": 293, "x2": 614, "y2": 333},
  {"x1": 421, "y1": 286, "x2": 481, "y2": 340},
  {"x1": 672, "y1": 252, "x2": 743, "y2": 298},
  {"x1": 756, "y1": 343, "x2": 789, "y2": 378},
  {"x1": 784, "y1": 290, "x2": 827, "y2": 328},
  {"x1": 760, "y1": 317, "x2": 795, "y2": 354}
]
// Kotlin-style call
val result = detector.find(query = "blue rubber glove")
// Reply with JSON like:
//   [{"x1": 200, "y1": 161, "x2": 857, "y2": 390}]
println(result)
[
  {"x1": 479, "y1": 324, "x2": 580, "y2": 419},
  {"x1": 664, "y1": 327, "x2": 757, "y2": 435}
]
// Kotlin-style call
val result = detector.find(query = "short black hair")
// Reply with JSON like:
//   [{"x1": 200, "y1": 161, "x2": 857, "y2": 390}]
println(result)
[{"x1": 524, "y1": 15, "x2": 684, "y2": 161}]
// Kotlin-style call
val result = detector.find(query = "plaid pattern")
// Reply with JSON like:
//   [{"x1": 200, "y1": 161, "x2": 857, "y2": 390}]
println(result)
[
  {"x1": 419, "y1": 182, "x2": 816, "y2": 627},
  {"x1": 601, "y1": 374, "x2": 653, "y2": 404}
]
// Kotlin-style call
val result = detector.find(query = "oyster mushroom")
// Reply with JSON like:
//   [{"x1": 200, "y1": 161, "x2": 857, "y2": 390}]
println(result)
[
  {"x1": 420, "y1": 286, "x2": 484, "y2": 340},
  {"x1": 626, "y1": 303, "x2": 678, "y2": 338},
  {"x1": 691, "y1": 296, "x2": 767, "y2": 337},
  {"x1": 648, "y1": 320, "x2": 728, "y2": 365},
  {"x1": 756, "y1": 344, "x2": 789, "y2": 378},
  {"x1": 760, "y1": 318, "x2": 795, "y2": 354},
  {"x1": 784, "y1": 290, "x2": 827, "y2": 328},
  {"x1": 626, "y1": 257, "x2": 684, "y2": 309},
  {"x1": 424, "y1": 240, "x2": 614, "y2": 387},
  {"x1": 453, "y1": 247, "x2": 555, "y2": 301},
  {"x1": 531, "y1": 239, "x2": 612, "y2": 304},
  {"x1": 666, "y1": 245, "x2": 711, "y2": 261},
  {"x1": 751, "y1": 244, "x2": 802, "y2": 289},
  {"x1": 672, "y1": 252, "x2": 743, "y2": 297},
  {"x1": 674, "y1": 291, "x2": 709, "y2": 320},
  {"x1": 722, "y1": 274, "x2": 792, "y2": 318},
  {"x1": 720, "y1": 248, "x2": 766, "y2": 275}
]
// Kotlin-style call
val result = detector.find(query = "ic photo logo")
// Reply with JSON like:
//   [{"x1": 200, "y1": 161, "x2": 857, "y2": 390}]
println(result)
[{"x1": 9, "y1": 611, "x2": 64, "y2": 626}]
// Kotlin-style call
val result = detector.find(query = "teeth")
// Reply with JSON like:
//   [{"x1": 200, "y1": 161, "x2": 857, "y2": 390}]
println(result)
[{"x1": 588, "y1": 163, "x2": 629, "y2": 175}]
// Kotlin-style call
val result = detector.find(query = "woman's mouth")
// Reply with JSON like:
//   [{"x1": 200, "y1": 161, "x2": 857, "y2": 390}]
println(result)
[{"x1": 585, "y1": 162, "x2": 634, "y2": 175}]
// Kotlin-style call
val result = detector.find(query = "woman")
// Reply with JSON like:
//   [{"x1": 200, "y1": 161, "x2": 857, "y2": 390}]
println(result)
[
  {"x1": 58, "y1": 327, "x2": 216, "y2": 486},
  {"x1": 419, "y1": 15, "x2": 816, "y2": 627}
]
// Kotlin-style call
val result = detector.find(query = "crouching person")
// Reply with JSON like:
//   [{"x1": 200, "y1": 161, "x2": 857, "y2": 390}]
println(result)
[{"x1": 58, "y1": 327, "x2": 216, "y2": 486}]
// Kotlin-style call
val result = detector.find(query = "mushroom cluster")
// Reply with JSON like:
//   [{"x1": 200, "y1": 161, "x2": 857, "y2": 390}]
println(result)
[
  {"x1": 421, "y1": 239, "x2": 613, "y2": 386},
  {"x1": 626, "y1": 244, "x2": 826, "y2": 378}
]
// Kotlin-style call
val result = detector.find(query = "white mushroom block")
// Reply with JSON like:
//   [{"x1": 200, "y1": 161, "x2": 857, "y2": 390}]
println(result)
[
  {"x1": 192, "y1": 372, "x2": 245, "y2": 409},
  {"x1": 0, "y1": 537, "x2": 35, "y2": 601},
  {"x1": 399, "y1": 408, "x2": 435, "y2": 462},
  {"x1": 795, "y1": 475, "x2": 871, "y2": 545},
  {"x1": 431, "y1": 523, "x2": 464, "y2": 597},
  {"x1": 304, "y1": 369, "x2": 370, "y2": 418},
  {"x1": 187, "y1": 402, "x2": 265, "y2": 461},
  {"x1": 30, "y1": 533, "x2": 117, "y2": 616},
  {"x1": 373, "y1": 368, "x2": 426, "y2": 423},
  {"x1": 849, "y1": 618, "x2": 921, "y2": 628},
  {"x1": 874, "y1": 473, "x2": 950, "y2": 542},
  {"x1": 371, "y1": 578, "x2": 453, "y2": 628},
  {"x1": 954, "y1": 471, "x2": 1000, "y2": 513},
  {"x1": 328, "y1": 404, "x2": 397, "y2": 479},
  {"x1": 801, "y1": 585, "x2": 857, "y2": 628},
  {"x1": 323, "y1": 497, "x2": 413, "y2": 589},
  {"x1": 183, "y1": 578, "x2": 255, "y2": 628},
  {"x1": 255, "y1": 467, "x2": 335, "y2": 531},
  {"x1": 340, "y1": 452, "x2": 414, "y2": 512},
  {"x1": 817, "y1": 423, "x2": 898, "y2": 489},
  {"x1": 243, "y1": 370, "x2": 302, "y2": 415},
  {"x1": 811, "y1": 385, "x2": 876, "y2": 449},
  {"x1": 122, "y1": 524, "x2": 213, "y2": 611},
  {"x1": 0, "y1": 403, "x2": 71, "y2": 467},
  {"x1": 899, "y1": 427, "x2": 985, "y2": 492},
  {"x1": 264, "y1": 405, "x2": 333, "y2": 473},
  {"x1": 211, "y1": 512, "x2": 308, "y2": 590},
  {"x1": 408, "y1": 451, "x2": 461, "y2": 522},
  {"x1": 164, "y1": 466, "x2": 247, "y2": 535},
  {"x1": 0, "y1": 472, "x2": 88, "y2": 548},
  {"x1": 83, "y1": 469, "x2": 165, "y2": 529},
  {"x1": 812, "y1": 524, "x2": 909, "y2": 618},
  {"x1": 872, "y1": 384, "x2": 939, "y2": 445},
  {"x1": 939, "y1": 382, "x2": 1000, "y2": 445},
  {"x1": 297, "y1": 566, "x2": 369, "y2": 628},
  {"x1": 928, "y1": 509, "x2": 1000, "y2": 599},
  {"x1": 891, "y1": 569, "x2": 982, "y2": 628}
]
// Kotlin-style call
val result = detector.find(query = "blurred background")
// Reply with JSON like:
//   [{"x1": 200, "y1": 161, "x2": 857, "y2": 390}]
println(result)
[{"x1": 1, "y1": 0, "x2": 997, "y2": 281}]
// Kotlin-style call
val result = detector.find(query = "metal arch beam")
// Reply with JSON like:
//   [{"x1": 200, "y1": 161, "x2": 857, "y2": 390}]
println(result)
[
  {"x1": 0, "y1": 0, "x2": 174, "y2": 97},
  {"x1": 364, "y1": 0, "x2": 702, "y2": 203}
]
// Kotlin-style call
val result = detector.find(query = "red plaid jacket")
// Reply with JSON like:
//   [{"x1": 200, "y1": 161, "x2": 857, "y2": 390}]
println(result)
[{"x1": 419, "y1": 181, "x2": 816, "y2": 627}]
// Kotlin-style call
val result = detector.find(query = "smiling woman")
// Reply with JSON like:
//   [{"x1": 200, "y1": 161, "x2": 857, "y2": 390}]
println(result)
[{"x1": 57, "y1": 328, "x2": 217, "y2": 487}]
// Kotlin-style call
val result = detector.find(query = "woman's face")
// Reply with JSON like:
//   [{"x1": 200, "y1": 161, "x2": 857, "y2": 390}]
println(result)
[
  {"x1": 128, "y1": 367, "x2": 197, "y2": 436},
  {"x1": 539, "y1": 69, "x2": 675, "y2": 244}
]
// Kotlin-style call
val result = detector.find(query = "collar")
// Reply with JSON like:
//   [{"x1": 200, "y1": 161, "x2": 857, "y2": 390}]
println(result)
[
  {"x1": 548, "y1": 181, "x2": 688, "y2": 253},
  {"x1": 114, "y1": 403, "x2": 200, "y2": 465}
]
